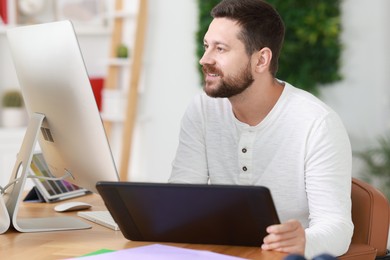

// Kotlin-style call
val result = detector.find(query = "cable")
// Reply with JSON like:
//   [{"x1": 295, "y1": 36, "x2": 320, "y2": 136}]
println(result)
[{"x1": 0, "y1": 171, "x2": 72, "y2": 195}]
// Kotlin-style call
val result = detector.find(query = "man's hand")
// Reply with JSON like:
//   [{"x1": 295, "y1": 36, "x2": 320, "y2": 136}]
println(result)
[{"x1": 261, "y1": 219, "x2": 306, "y2": 255}]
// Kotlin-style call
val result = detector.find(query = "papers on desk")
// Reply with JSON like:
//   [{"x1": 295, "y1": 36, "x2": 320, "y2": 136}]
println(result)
[{"x1": 71, "y1": 244, "x2": 247, "y2": 260}]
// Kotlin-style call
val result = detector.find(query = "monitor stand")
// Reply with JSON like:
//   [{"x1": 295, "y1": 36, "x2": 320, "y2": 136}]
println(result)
[
  {"x1": 3, "y1": 112, "x2": 91, "y2": 233},
  {"x1": 0, "y1": 195, "x2": 10, "y2": 234}
]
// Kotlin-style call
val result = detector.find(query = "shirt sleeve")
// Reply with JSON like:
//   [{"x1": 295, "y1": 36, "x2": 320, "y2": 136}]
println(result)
[
  {"x1": 169, "y1": 95, "x2": 209, "y2": 184},
  {"x1": 304, "y1": 112, "x2": 354, "y2": 258}
]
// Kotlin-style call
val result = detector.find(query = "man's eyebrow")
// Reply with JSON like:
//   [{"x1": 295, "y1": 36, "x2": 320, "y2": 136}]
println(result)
[
  {"x1": 203, "y1": 40, "x2": 229, "y2": 48},
  {"x1": 215, "y1": 41, "x2": 229, "y2": 47}
]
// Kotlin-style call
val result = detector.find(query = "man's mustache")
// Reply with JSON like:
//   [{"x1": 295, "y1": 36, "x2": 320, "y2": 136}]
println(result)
[{"x1": 202, "y1": 65, "x2": 223, "y2": 76}]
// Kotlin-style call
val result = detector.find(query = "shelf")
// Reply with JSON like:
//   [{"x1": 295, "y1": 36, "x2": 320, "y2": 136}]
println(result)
[
  {"x1": 107, "y1": 58, "x2": 131, "y2": 66},
  {"x1": 0, "y1": 127, "x2": 26, "y2": 149},
  {"x1": 0, "y1": 24, "x2": 14, "y2": 34},
  {"x1": 0, "y1": 24, "x2": 111, "y2": 36},
  {"x1": 73, "y1": 27, "x2": 112, "y2": 36},
  {"x1": 0, "y1": 126, "x2": 26, "y2": 135},
  {"x1": 100, "y1": 113, "x2": 124, "y2": 122},
  {"x1": 105, "y1": 11, "x2": 136, "y2": 19}
]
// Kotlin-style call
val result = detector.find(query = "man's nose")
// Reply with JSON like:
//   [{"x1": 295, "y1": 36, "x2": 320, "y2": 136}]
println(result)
[{"x1": 199, "y1": 50, "x2": 215, "y2": 66}]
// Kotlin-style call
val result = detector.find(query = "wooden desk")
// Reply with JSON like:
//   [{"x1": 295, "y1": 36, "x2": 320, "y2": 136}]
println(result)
[{"x1": 0, "y1": 193, "x2": 287, "y2": 260}]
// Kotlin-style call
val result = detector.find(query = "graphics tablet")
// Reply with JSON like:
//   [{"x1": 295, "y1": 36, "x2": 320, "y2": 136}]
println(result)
[
  {"x1": 25, "y1": 153, "x2": 90, "y2": 203},
  {"x1": 96, "y1": 182, "x2": 280, "y2": 246}
]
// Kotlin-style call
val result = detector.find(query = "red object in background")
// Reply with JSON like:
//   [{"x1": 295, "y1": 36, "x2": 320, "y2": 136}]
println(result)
[
  {"x1": 0, "y1": 0, "x2": 7, "y2": 24},
  {"x1": 89, "y1": 77, "x2": 104, "y2": 111}
]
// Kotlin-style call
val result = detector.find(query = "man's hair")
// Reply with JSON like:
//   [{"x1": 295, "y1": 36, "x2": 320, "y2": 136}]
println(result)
[{"x1": 211, "y1": 0, "x2": 285, "y2": 76}]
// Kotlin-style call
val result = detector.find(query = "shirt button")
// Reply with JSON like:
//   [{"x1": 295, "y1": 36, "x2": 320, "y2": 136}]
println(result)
[
  {"x1": 242, "y1": 166, "x2": 247, "y2": 171},
  {"x1": 242, "y1": 148, "x2": 247, "y2": 153}
]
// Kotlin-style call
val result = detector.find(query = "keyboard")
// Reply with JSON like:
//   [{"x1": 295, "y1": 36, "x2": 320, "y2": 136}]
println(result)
[{"x1": 77, "y1": 210, "x2": 120, "y2": 231}]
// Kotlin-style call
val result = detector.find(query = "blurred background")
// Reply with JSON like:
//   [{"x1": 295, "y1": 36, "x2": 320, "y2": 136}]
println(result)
[{"x1": 0, "y1": 0, "x2": 389, "y2": 198}]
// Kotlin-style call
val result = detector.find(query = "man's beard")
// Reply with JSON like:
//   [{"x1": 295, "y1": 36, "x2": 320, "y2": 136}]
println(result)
[{"x1": 202, "y1": 62, "x2": 254, "y2": 98}]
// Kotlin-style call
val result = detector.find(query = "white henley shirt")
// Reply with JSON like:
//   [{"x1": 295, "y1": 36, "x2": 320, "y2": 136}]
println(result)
[{"x1": 169, "y1": 82, "x2": 353, "y2": 258}]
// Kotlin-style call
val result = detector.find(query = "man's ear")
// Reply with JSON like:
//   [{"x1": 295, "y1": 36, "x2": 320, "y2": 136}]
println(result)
[{"x1": 253, "y1": 47, "x2": 272, "y2": 73}]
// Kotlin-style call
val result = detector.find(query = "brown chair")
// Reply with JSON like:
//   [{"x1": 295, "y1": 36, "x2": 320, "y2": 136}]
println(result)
[{"x1": 339, "y1": 178, "x2": 390, "y2": 260}]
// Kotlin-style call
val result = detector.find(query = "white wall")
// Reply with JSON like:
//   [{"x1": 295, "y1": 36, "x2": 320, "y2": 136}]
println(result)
[
  {"x1": 127, "y1": 0, "x2": 200, "y2": 182},
  {"x1": 320, "y1": 0, "x2": 390, "y2": 176}
]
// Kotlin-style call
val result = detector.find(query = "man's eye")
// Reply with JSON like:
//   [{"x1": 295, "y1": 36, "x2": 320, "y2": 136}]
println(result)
[
  {"x1": 203, "y1": 44, "x2": 209, "y2": 50},
  {"x1": 217, "y1": 47, "x2": 224, "y2": 52}
]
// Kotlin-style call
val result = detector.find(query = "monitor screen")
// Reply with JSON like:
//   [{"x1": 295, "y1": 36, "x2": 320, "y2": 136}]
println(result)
[{"x1": 6, "y1": 20, "x2": 119, "y2": 194}]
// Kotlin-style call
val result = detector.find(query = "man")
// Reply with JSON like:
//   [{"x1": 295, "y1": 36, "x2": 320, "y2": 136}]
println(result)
[{"x1": 169, "y1": 0, "x2": 353, "y2": 258}]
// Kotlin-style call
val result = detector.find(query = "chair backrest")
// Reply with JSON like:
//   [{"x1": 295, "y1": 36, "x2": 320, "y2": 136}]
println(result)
[{"x1": 351, "y1": 177, "x2": 390, "y2": 257}]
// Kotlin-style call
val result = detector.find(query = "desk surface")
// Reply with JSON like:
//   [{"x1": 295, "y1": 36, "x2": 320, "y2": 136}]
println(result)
[{"x1": 0, "y1": 193, "x2": 287, "y2": 260}]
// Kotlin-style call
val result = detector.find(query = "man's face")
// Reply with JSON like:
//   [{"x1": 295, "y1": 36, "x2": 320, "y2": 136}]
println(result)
[{"x1": 200, "y1": 18, "x2": 254, "y2": 98}]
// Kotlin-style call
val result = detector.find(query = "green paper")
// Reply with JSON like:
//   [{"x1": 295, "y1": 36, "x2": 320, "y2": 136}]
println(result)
[{"x1": 82, "y1": 249, "x2": 115, "y2": 257}]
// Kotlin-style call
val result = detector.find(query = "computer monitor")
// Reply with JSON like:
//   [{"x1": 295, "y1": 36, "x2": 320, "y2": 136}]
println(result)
[{"x1": 1, "y1": 20, "x2": 119, "y2": 233}]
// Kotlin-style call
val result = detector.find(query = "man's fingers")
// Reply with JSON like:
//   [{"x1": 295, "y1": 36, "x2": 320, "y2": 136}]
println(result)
[
  {"x1": 263, "y1": 231, "x2": 296, "y2": 244},
  {"x1": 262, "y1": 236, "x2": 303, "y2": 254},
  {"x1": 262, "y1": 219, "x2": 305, "y2": 255},
  {"x1": 267, "y1": 219, "x2": 300, "y2": 233}
]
